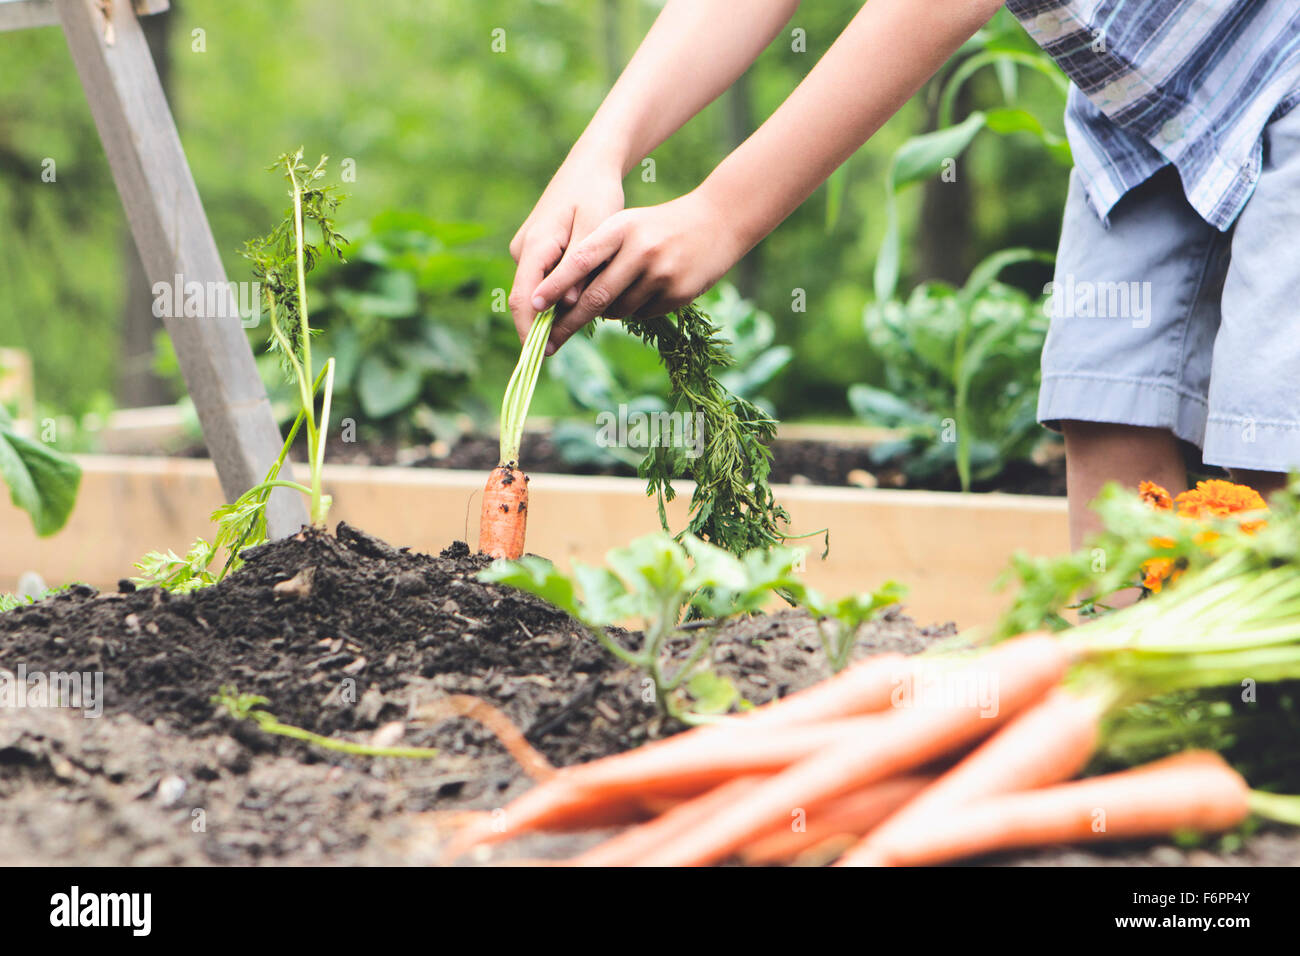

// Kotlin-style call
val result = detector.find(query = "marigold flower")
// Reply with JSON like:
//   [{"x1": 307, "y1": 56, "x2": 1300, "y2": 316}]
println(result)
[
  {"x1": 1139, "y1": 481, "x2": 1173, "y2": 511},
  {"x1": 1141, "y1": 557, "x2": 1178, "y2": 593},
  {"x1": 1175, "y1": 479, "x2": 1267, "y2": 532}
]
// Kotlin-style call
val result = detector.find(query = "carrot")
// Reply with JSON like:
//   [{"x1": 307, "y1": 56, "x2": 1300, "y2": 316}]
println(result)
[
  {"x1": 728, "y1": 651, "x2": 913, "y2": 729},
  {"x1": 635, "y1": 632, "x2": 1072, "y2": 866},
  {"x1": 478, "y1": 464, "x2": 530, "y2": 559},
  {"x1": 439, "y1": 713, "x2": 890, "y2": 861},
  {"x1": 573, "y1": 775, "x2": 765, "y2": 867},
  {"x1": 838, "y1": 685, "x2": 1106, "y2": 866},
  {"x1": 740, "y1": 775, "x2": 933, "y2": 865},
  {"x1": 843, "y1": 750, "x2": 1251, "y2": 867},
  {"x1": 413, "y1": 694, "x2": 554, "y2": 781}
]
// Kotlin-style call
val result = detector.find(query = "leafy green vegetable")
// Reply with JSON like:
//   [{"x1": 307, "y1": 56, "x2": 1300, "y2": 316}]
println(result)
[
  {"x1": 548, "y1": 284, "x2": 790, "y2": 473},
  {"x1": 619, "y1": 301, "x2": 792, "y2": 556},
  {"x1": 481, "y1": 533, "x2": 803, "y2": 722},
  {"x1": 0, "y1": 405, "x2": 80, "y2": 537},
  {"x1": 801, "y1": 580, "x2": 908, "y2": 673},
  {"x1": 851, "y1": 248, "x2": 1053, "y2": 490}
]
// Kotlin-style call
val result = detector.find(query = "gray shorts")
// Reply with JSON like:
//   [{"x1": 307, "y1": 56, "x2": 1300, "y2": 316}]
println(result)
[{"x1": 1038, "y1": 103, "x2": 1300, "y2": 472}]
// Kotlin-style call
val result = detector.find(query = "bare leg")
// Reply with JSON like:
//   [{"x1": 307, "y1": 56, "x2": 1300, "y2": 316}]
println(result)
[
  {"x1": 1061, "y1": 422, "x2": 1188, "y2": 550},
  {"x1": 1228, "y1": 468, "x2": 1288, "y2": 499}
]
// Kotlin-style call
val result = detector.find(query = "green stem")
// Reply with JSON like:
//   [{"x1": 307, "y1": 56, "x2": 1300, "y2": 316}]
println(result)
[
  {"x1": 498, "y1": 309, "x2": 555, "y2": 465},
  {"x1": 249, "y1": 711, "x2": 439, "y2": 759},
  {"x1": 1248, "y1": 790, "x2": 1300, "y2": 826}
]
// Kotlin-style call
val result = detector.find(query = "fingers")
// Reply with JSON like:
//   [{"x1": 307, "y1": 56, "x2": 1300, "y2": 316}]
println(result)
[
  {"x1": 605, "y1": 275, "x2": 660, "y2": 320},
  {"x1": 546, "y1": 251, "x2": 645, "y2": 353},
  {"x1": 508, "y1": 229, "x2": 568, "y2": 343},
  {"x1": 529, "y1": 217, "x2": 628, "y2": 314}
]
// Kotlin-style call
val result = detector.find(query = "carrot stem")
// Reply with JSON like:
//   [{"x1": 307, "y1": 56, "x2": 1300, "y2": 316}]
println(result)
[
  {"x1": 499, "y1": 309, "x2": 555, "y2": 466},
  {"x1": 1248, "y1": 790, "x2": 1300, "y2": 826}
]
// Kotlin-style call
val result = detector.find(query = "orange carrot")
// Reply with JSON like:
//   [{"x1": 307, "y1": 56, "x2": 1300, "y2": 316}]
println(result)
[
  {"x1": 838, "y1": 686, "x2": 1106, "y2": 866},
  {"x1": 843, "y1": 750, "x2": 1251, "y2": 867},
  {"x1": 414, "y1": 694, "x2": 555, "y2": 782},
  {"x1": 479, "y1": 464, "x2": 529, "y2": 559},
  {"x1": 574, "y1": 776, "x2": 766, "y2": 867},
  {"x1": 440, "y1": 713, "x2": 890, "y2": 861},
  {"x1": 635, "y1": 632, "x2": 1072, "y2": 867},
  {"x1": 740, "y1": 775, "x2": 933, "y2": 865},
  {"x1": 728, "y1": 651, "x2": 913, "y2": 729}
]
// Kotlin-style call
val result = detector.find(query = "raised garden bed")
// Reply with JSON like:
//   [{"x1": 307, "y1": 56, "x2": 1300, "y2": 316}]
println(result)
[
  {"x1": 0, "y1": 454, "x2": 1069, "y2": 628},
  {"x1": 3, "y1": 522, "x2": 1293, "y2": 866}
]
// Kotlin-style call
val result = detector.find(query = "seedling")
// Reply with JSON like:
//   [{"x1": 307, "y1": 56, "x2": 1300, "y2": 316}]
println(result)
[
  {"x1": 800, "y1": 580, "x2": 908, "y2": 673},
  {"x1": 137, "y1": 149, "x2": 346, "y2": 590},
  {"x1": 481, "y1": 532, "x2": 804, "y2": 722}
]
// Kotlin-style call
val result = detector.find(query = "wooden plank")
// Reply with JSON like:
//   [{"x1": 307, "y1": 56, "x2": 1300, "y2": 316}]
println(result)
[
  {"x1": 52, "y1": 0, "x2": 305, "y2": 537},
  {"x1": 0, "y1": 0, "x2": 168, "y2": 33},
  {"x1": 0, "y1": 0, "x2": 58, "y2": 31},
  {"x1": 0, "y1": 457, "x2": 1070, "y2": 628}
]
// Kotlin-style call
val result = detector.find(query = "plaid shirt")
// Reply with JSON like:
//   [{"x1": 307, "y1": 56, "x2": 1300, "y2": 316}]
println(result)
[{"x1": 1005, "y1": 0, "x2": 1300, "y2": 230}]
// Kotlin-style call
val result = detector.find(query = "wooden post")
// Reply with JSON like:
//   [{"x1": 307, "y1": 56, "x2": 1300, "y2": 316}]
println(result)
[{"x1": 52, "y1": 0, "x2": 307, "y2": 536}]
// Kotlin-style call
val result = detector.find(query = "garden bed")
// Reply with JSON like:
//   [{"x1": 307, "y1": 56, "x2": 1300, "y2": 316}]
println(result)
[
  {"x1": 2, "y1": 522, "x2": 1293, "y2": 866},
  {"x1": 0, "y1": 455, "x2": 1069, "y2": 627}
]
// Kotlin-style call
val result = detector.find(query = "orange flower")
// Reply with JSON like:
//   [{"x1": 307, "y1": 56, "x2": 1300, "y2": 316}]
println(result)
[
  {"x1": 1136, "y1": 478, "x2": 1266, "y2": 592},
  {"x1": 1175, "y1": 479, "x2": 1267, "y2": 533},
  {"x1": 1141, "y1": 557, "x2": 1178, "y2": 593},
  {"x1": 1139, "y1": 481, "x2": 1173, "y2": 511}
]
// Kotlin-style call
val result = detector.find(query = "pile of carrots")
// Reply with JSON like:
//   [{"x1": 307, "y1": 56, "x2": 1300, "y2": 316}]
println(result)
[{"x1": 439, "y1": 632, "x2": 1256, "y2": 866}]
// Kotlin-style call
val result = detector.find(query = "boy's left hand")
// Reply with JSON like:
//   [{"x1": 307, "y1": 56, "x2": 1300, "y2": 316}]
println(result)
[{"x1": 528, "y1": 190, "x2": 744, "y2": 354}]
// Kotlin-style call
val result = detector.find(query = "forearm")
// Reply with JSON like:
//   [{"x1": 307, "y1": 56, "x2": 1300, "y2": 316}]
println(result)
[
  {"x1": 571, "y1": 0, "x2": 802, "y2": 176},
  {"x1": 699, "y1": 0, "x2": 1005, "y2": 252}
]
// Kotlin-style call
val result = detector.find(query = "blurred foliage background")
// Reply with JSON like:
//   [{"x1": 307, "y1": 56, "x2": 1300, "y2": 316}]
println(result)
[{"x1": 0, "y1": 0, "x2": 1069, "y2": 466}]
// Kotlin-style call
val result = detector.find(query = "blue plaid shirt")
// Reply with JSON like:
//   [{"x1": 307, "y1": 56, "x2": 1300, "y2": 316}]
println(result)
[{"x1": 1005, "y1": 0, "x2": 1300, "y2": 230}]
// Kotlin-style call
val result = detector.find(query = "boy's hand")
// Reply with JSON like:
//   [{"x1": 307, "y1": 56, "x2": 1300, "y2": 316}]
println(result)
[
  {"x1": 508, "y1": 160, "x2": 624, "y2": 343},
  {"x1": 528, "y1": 190, "x2": 743, "y2": 354}
]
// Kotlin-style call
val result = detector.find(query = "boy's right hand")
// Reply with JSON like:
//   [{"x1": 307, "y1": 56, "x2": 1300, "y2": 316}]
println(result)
[{"x1": 508, "y1": 158, "x2": 624, "y2": 344}]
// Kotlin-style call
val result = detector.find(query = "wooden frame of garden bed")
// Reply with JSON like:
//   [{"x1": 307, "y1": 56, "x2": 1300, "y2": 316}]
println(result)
[{"x1": 0, "y1": 456, "x2": 1067, "y2": 626}]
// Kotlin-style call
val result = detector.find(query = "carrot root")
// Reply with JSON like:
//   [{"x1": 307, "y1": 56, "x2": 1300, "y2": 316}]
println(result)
[
  {"x1": 636, "y1": 633, "x2": 1072, "y2": 867},
  {"x1": 848, "y1": 750, "x2": 1251, "y2": 867},
  {"x1": 479, "y1": 464, "x2": 529, "y2": 559}
]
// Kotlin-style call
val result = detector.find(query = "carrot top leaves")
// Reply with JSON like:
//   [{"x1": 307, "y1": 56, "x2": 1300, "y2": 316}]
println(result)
[{"x1": 620, "y1": 302, "x2": 796, "y2": 557}]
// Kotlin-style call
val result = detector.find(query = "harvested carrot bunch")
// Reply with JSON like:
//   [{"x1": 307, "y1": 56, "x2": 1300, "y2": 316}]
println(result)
[{"x1": 445, "y1": 477, "x2": 1300, "y2": 866}]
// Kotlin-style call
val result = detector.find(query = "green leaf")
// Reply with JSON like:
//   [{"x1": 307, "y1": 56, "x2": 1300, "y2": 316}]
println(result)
[
  {"x1": 479, "y1": 555, "x2": 585, "y2": 622},
  {"x1": 685, "y1": 670, "x2": 740, "y2": 715},
  {"x1": 847, "y1": 384, "x2": 931, "y2": 427},
  {"x1": 891, "y1": 113, "x2": 987, "y2": 191},
  {"x1": 0, "y1": 416, "x2": 81, "y2": 536},
  {"x1": 357, "y1": 352, "x2": 423, "y2": 419}
]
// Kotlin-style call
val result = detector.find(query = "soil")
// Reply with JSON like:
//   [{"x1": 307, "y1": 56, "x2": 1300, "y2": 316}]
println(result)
[{"x1": 0, "y1": 524, "x2": 1294, "y2": 866}]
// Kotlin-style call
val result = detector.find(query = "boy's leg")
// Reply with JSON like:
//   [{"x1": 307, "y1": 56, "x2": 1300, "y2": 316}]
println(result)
[
  {"x1": 1062, "y1": 422, "x2": 1187, "y2": 549},
  {"x1": 1038, "y1": 166, "x2": 1231, "y2": 548},
  {"x1": 1202, "y1": 103, "x2": 1300, "y2": 493}
]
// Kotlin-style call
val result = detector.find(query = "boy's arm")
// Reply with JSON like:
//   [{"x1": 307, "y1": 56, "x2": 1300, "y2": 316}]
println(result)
[
  {"x1": 509, "y1": 0, "x2": 804, "y2": 340},
  {"x1": 531, "y1": 0, "x2": 1006, "y2": 352}
]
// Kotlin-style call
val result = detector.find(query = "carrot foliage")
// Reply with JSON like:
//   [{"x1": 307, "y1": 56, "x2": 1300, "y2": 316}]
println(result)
[{"x1": 620, "y1": 303, "x2": 800, "y2": 557}]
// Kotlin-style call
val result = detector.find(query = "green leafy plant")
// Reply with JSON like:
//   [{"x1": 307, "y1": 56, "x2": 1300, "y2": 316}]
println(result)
[
  {"x1": 136, "y1": 149, "x2": 346, "y2": 590},
  {"x1": 800, "y1": 580, "x2": 908, "y2": 674},
  {"x1": 480, "y1": 533, "x2": 805, "y2": 722},
  {"x1": 0, "y1": 404, "x2": 81, "y2": 537},
  {"x1": 308, "y1": 211, "x2": 513, "y2": 442},
  {"x1": 867, "y1": 11, "x2": 1070, "y2": 301},
  {"x1": 849, "y1": 248, "x2": 1053, "y2": 490},
  {"x1": 548, "y1": 283, "x2": 792, "y2": 470},
  {"x1": 617, "y1": 301, "x2": 794, "y2": 556}
]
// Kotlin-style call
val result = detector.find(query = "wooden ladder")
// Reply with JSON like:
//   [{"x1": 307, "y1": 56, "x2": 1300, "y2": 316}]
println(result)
[{"x1": 1, "y1": 0, "x2": 308, "y2": 536}]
